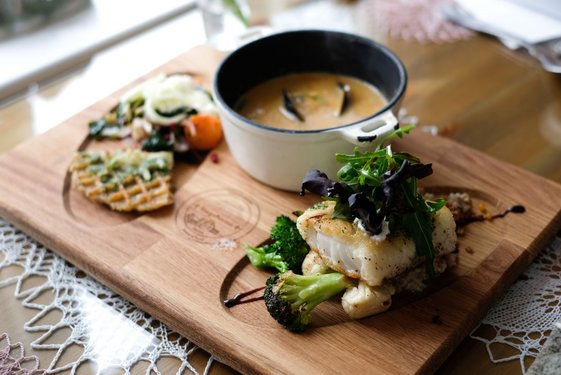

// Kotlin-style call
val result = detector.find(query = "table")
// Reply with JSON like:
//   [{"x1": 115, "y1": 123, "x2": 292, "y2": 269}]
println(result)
[{"x1": 1, "y1": 2, "x2": 560, "y2": 374}]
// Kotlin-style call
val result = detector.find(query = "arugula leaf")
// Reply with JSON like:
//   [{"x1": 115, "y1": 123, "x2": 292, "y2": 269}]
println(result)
[
  {"x1": 401, "y1": 180, "x2": 436, "y2": 278},
  {"x1": 427, "y1": 198, "x2": 447, "y2": 213},
  {"x1": 379, "y1": 123, "x2": 416, "y2": 146}
]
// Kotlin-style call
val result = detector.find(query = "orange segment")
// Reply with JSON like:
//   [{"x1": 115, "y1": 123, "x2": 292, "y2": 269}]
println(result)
[{"x1": 182, "y1": 114, "x2": 223, "y2": 150}]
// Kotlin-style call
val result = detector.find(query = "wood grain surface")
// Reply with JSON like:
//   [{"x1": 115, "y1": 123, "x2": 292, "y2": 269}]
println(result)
[{"x1": 1, "y1": 45, "x2": 561, "y2": 374}]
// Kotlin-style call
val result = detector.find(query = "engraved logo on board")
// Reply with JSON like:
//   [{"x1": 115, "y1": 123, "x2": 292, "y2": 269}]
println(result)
[{"x1": 175, "y1": 188, "x2": 260, "y2": 244}]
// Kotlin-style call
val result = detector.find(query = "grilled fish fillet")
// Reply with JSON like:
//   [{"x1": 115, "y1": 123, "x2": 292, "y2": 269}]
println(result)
[{"x1": 296, "y1": 201, "x2": 457, "y2": 287}]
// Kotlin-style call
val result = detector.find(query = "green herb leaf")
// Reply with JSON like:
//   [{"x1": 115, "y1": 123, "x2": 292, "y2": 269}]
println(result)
[
  {"x1": 332, "y1": 200, "x2": 352, "y2": 221},
  {"x1": 88, "y1": 119, "x2": 108, "y2": 138},
  {"x1": 115, "y1": 102, "x2": 131, "y2": 124},
  {"x1": 155, "y1": 106, "x2": 194, "y2": 118},
  {"x1": 379, "y1": 123, "x2": 416, "y2": 147},
  {"x1": 427, "y1": 198, "x2": 447, "y2": 213},
  {"x1": 401, "y1": 181, "x2": 436, "y2": 278},
  {"x1": 142, "y1": 131, "x2": 174, "y2": 151}
]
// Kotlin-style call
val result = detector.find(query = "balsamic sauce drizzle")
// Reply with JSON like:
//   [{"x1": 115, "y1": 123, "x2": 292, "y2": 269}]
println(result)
[
  {"x1": 224, "y1": 286, "x2": 266, "y2": 308},
  {"x1": 457, "y1": 205, "x2": 526, "y2": 227}
]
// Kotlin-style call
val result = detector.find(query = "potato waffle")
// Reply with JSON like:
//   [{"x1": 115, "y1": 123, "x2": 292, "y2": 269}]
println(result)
[{"x1": 69, "y1": 150, "x2": 174, "y2": 212}]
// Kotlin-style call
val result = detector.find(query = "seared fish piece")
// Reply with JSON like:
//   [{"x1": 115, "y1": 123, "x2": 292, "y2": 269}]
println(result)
[{"x1": 296, "y1": 201, "x2": 457, "y2": 287}]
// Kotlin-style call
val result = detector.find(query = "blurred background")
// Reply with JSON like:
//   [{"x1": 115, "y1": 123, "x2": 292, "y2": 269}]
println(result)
[{"x1": 1, "y1": 0, "x2": 560, "y2": 151}]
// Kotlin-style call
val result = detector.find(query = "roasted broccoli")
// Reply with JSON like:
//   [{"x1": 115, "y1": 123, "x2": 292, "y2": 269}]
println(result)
[
  {"x1": 264, "y1": 271, "x2": 353, "y2": 332},
  {"x1": 245, "y1": 215, "x2": 309, "y2": 273}
]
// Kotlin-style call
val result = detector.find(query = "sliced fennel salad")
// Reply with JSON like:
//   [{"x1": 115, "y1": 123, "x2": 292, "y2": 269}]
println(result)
[{"x1": 88, "y1": 74, "x2": 222, "y2": 152}]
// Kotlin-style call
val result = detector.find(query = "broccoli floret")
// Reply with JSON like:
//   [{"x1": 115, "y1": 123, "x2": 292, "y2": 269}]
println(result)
[
  {"x1": 245, "y1": 244, "x2": 286, "y2": 270},
  {"x1": 245, "y1": 215, "x2": 309, "y2": 273},
  {"x1": 264, "y1": 271, "x2": 353, "y2": 332}
]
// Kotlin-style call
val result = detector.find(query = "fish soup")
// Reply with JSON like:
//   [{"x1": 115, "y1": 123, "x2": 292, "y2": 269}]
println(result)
[{"x1": 236, "y1": 72, "x2": 387, "y2": 131}]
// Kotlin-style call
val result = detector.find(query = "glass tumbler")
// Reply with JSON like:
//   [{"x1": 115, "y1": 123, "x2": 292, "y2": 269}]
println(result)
[{"x1": 198, "y1": 0, "x2": 251, "y2": 50}]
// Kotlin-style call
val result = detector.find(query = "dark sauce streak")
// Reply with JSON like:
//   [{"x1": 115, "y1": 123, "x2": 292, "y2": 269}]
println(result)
[
  {"x1": 457, "y1": 205, "x2": 526, "y2": 227},
  {"x1": 224, "y1": 286, "x2": 266, "y2": 308}
]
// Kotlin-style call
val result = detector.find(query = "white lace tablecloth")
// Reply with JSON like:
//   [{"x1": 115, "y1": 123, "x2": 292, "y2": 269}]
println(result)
[
  {"x1": 0, "y1": 219, "x2": 217, "y2": 374},
  {"x1": 470, "y1": 235, "x2": 561, "y2": 373},
  {"x1": 1, "y1": 216, "x2": 560, "y2": 374}
]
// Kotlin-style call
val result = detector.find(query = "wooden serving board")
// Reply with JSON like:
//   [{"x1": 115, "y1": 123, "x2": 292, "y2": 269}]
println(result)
[{"x1": 2, "y1": 46, "x2": 561, "y2": 375}]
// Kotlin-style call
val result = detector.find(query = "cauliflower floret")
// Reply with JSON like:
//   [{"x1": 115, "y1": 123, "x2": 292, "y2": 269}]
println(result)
[
  {"x1": 301, "y1": 250, "x2": 330, "y2": 275},
  {"x1": 341, "y1": 281, "x2": 395, "y2": 319}
]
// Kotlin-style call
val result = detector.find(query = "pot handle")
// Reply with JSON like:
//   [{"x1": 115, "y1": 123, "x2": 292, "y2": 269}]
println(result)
[{"x1": 338, "y1": 110, "x2": 399, "y2": 146}]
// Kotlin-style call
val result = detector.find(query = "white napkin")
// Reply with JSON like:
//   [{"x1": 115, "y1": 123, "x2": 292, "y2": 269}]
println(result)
[{"x1": 455, "y1": 0, "x2": 561, "y2": 44}]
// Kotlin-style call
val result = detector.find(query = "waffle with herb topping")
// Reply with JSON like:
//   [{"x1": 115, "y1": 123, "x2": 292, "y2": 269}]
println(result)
[{"x1": 69, "y1": 149, "x2": 174, "y2": 212}]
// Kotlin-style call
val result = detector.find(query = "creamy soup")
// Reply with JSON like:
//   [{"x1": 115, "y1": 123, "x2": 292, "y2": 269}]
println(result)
[{"x1": 236, "y1": 72, "x2": 387, "y2": 131}]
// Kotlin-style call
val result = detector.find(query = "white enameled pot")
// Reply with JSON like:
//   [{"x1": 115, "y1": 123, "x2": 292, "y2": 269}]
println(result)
[{"x1": 214, "y1": 30, "x2": 407, "y2": 191}]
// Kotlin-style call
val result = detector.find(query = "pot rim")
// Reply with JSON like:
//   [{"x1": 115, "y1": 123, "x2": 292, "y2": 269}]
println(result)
[{"x1": 213, "y1": 29, "x2": 408, "y2": 135}]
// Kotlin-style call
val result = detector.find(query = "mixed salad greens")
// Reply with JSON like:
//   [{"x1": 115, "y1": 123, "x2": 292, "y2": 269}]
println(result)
[{"x1": 300, "y1": 125, "x2": 446, "y2": 277}]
